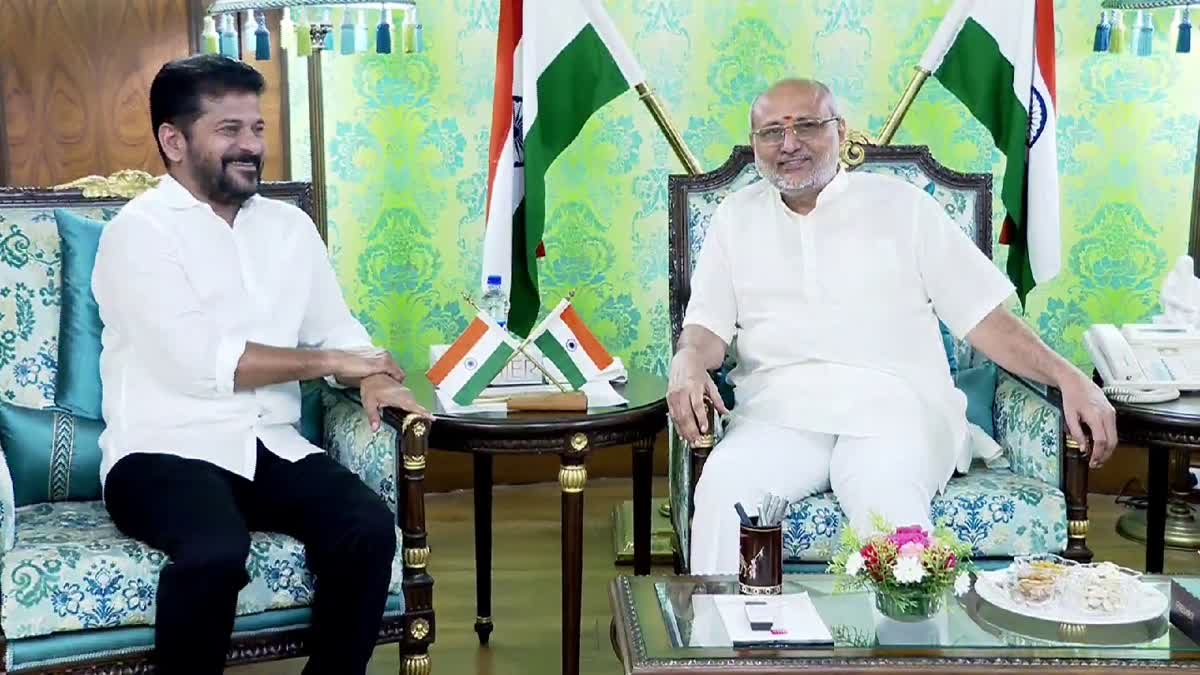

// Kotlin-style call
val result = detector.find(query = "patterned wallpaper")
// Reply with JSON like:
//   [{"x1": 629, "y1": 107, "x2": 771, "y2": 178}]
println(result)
[{"x1": 287, "y1": 0, "x2": 1200, "y2": 378}]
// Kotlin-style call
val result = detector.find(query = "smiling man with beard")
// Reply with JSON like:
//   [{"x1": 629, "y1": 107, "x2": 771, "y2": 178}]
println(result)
[
  {"x1": 670, "y1": 78, "x2": 1116, "y2": 575},
  {"x1": 90, "y1": 55, "x2": 429, "y2": 674}
]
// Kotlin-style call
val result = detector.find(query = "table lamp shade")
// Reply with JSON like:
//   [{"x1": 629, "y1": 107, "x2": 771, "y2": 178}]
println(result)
[
  {"x1": 204, "y1": 1, "x2": 421, "y2": 59},
  {"x1": 1093, "y1": 1, "x2": 1192, "y2": 53}
]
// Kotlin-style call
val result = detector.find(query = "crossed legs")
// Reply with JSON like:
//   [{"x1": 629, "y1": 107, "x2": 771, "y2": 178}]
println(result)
[{"x1": 689, "y1": 414, "x2": 954, "y2": 575}]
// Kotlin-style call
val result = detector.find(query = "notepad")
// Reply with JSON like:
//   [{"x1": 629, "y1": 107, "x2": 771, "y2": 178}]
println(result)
[{"x1": 705, "y1": 593, "x2": 834, "y2": 648}]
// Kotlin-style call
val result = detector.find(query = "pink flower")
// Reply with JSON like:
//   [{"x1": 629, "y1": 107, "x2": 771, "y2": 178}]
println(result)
[
  {"x1": 945, "y1": 554, "x2": 957, "y2": 569},
  {"x1": 899, "y1": 541, "x2": 925, "y2": 558},
  {"x1": 887, "y1": 525, "x2": 932, "y2": 549}
]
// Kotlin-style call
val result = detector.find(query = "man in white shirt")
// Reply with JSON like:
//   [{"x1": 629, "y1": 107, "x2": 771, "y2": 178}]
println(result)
[
  {"x1": 669, "y1": 78, "x2": 1117, "y2": 575},
  {"x1": 91, "y1": 55, "x2": 429, "y2": 674}
]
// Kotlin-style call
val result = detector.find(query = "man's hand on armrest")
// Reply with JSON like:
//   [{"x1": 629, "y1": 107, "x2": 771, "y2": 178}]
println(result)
[
  {"x1": 233, "y1": 344, "x2": 406, "y2": 391},
  {"x1": 359, "y1": 373, "x2": 433, "y2": 432},
  {"x1": 668, "y1": 325, "x2": 730, "y2": 446}
]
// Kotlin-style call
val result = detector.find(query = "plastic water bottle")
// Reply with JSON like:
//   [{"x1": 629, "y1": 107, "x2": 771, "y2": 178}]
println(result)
[{"x1": 480, "y1": 275, "x2": 510, "y2": 330}]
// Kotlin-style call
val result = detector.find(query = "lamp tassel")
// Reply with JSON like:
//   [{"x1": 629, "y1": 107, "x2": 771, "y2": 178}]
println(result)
[
  {"x1": 1109, "y1": 9, "x2": 1126, "y2": 53},
  {"x1": 1093, "y1": 10, "x2": 1111, "y2": 52},
  {"x1": 409, "y1": 6, "x2": 424, "y2": 53},
  {"x1": 296, "y1": 8, "x2": 312, "y2": 57},
  {"x1": 377, "y1": 6, "x2": 393, "y2": 54},
  {"x1": 1178, "y1": 7, "x2": 1192, "y2": 53},
  {"x1": 1136, "y1": 10, "x2": 1154, "y2": 56},
  {"x1": 279, "y1": 7, "x2": 295, "y2": 52},
  {"x1": 201, "y1": 15, "x2": 219, "y2": 55},
  {"x1": 219, "y1": 14, "x2": 239, "y2": 59},
  {"x1": 340, "y1": 9, "x2": 356, "y2": 55},
  {"x1": 321, "y1": 9, "x2": 335, "y2": 51},
  {"x1": 355, "y1": 9, "x2": 369, "y2": 52},
  {"x1": 254, "y1": 12, "x2": 271, "y2": 60}
]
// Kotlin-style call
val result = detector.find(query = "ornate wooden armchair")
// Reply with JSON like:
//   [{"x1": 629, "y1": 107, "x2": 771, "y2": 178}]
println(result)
[
  {"x1": 667, "y1": 140, "x2": 1092, "y2": 573},
  {"x1": 0, "y1": 173, "x2": 434, "y2": 673}
]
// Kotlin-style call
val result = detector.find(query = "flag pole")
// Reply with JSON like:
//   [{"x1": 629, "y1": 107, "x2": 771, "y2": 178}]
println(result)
[
  {"x1": 874, "y1": 67, "x2": 932, "y2": 146},
  {"x1": 635, "y1": 83, "x2": 702, "y2": 175},
  {"x1": 461, "y1": 293, "x2": 570, "y2": 392}
]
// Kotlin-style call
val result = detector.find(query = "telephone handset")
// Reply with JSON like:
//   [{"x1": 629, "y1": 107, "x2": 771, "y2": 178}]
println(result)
[{"x1": 1083, "y1": 324, "x2": 1183, "y2": 403}]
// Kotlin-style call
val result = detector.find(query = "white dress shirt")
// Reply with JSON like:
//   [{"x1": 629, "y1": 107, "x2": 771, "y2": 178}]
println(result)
[
  {"x1": 91, "y1": 175, "x2": 376, "y2": 487},
  {"x1": 683, "y1": 168, "x2": 1015, "y2": 472}
]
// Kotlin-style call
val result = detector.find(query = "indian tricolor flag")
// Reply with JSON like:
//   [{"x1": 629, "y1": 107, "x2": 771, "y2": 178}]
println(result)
[
  {"x1": 532, "y1": 299, "x2": 614, "y2": 389},
  {"x1": 426, "y1": 313, "x2": 515, "y2": 406},
  {"x1": 481, "y1": 0, "x2": 646, "y2": 337},
  {"x1": 920, "y1": 0, "x2": 1061, "y2": 305}
]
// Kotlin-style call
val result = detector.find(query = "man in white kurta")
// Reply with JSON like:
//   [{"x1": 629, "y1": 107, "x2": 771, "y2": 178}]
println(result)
[{"x1": 669, "y1": 78, "x2": 1118, "y2": 575}]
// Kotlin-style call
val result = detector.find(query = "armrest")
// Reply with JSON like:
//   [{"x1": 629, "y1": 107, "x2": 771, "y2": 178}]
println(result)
[
  {"x1": 667, "y1": 398, "x2": 721, "y2": 572},
  {"x1": 323, "y1": 387, "x2": 399, "y2": 514},
  {"x1": 993, "y1": 368, "x2": 1092, "y2": 560},
  {"x1": 993, "y1": 368, "x2": 1063, "y2": 486},
  {"x1": 0, "y1": 436, "x2": 14, "y2": 552}
]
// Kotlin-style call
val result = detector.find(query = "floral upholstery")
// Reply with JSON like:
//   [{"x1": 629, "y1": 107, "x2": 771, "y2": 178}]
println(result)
[
  {"x1": 0, "y1": 206, "x2": 120, "y2": 411},
  {"x1": 0, "y1": 397, "x2": 406, "y2": 642},
  {"x1": 668, "y1": 148, "x2": 1071, "y2": 570},
  {"x1": 994, "y1": 370, "x2": 1062, "y2": 486},
  {"x1": 779, "y1": 466, "x2": 1066, "y2": 562},
  {"x1": 323, "y1": 389, "x2": 399, "y2": 515}
]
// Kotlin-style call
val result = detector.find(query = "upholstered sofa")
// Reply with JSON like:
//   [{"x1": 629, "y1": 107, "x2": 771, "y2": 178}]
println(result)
[
  {"x1": 0, "y1": 172, "x2": 434, "y2": 673},
  {"x1": 667, "y1": 141, "x2": 1092, "y2": 573}
]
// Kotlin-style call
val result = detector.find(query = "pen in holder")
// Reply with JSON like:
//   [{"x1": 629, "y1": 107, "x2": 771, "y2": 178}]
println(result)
[{"x1": 736, "y1": 495, "x2": 787, "y2": 596}]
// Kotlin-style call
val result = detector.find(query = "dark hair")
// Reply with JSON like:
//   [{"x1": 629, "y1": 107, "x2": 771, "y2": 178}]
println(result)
[{"x1": 149, "y1": 54, "x2": 266, "y2": 165}]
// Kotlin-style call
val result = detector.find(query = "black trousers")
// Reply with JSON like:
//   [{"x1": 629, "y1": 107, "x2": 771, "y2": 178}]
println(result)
[{"x1": 104, "y1": 441, "x2": 396, "y2": 675}]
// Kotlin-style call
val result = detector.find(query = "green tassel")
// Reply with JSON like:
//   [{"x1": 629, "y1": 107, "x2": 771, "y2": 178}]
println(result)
[{"x1": 201, "y1": 16, "x2": 219, "y2": 54}]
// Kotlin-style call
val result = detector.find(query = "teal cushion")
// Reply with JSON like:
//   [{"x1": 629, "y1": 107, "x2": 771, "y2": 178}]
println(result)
[
  {"x1": 939, "y1": 320, "x2": 958, "y2": 377},
  {"x1": 0, "y1": 403, "x2": 102, "y2": 506},
  {"x1": 52, "y1": 209, "x2": 107, "y2": 421},
  {"x1": 955, "y1": 361, "x2": 997, "y2": 438},
  {"x1": 299, "y1": 380, "x2": 325, "y2": 446}
]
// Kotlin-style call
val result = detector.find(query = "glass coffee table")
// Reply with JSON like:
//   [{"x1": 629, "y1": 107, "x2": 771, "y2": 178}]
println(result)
[{"x1": 609, "y1": 574, "x2": 1200, "y2": 672}]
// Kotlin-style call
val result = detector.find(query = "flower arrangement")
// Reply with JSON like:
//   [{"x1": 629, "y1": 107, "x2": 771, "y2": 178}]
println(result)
[{"x1": 827, "y1": 516, "x2": 975, "y2": 620}]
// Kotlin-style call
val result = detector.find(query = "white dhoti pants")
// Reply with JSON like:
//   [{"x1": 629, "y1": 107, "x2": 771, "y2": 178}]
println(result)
[{"x1": 688, "y1": 410, "x2": 957, "y2": 575}]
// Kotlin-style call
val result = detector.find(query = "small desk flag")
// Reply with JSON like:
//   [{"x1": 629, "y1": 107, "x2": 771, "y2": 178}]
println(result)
[
  {"x1": 530, "y1": 299, "x2": 614, "y2": 389},
  {"x1": 427, "y1": 313, "x2": 515, "y2": 405}
]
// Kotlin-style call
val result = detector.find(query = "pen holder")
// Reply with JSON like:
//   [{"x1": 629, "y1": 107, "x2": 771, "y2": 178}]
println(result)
[{"x1": 738, "y1": 517, "x2": 782, "y2": 595}]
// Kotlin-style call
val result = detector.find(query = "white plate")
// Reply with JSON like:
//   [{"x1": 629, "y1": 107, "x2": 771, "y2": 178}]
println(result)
[{"x1": 974, "y1": 569, "x2": 1169, "y2": 626}]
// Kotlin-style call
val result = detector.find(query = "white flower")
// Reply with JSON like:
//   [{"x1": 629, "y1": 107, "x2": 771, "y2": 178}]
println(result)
[
  {"x1": 893, "y1": 555, "x2": 926, "y2": 584},
  {"x1": 954, "y1": 572, "x2": 971, "y2": 597},
  {"x1": 845, "y1": 552, "x2": 865, "y2": 577}
]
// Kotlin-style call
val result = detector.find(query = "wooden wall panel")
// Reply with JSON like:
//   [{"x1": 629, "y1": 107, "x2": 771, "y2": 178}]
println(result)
[{"x1": 0, "y1": 0, "x2": 289, "y2": 187}]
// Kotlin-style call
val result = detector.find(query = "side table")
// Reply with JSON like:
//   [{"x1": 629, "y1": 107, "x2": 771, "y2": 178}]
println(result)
[
  {"x1": 1111, "y1": 393, "x2": 1200, "y2": 573},
  {"x1": 369, "y1": 367, "x2": 667, "y2": 675}
]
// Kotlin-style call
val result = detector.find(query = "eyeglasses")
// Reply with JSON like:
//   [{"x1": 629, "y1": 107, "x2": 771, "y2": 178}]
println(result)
[{"x1": 752, "y1": 117, "x2": 841, "y2": 146}]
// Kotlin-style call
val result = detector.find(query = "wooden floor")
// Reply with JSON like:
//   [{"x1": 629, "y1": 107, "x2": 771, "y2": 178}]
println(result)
[{"x1": 233, "y1": 478, "x2": 1200, "y2": 674}]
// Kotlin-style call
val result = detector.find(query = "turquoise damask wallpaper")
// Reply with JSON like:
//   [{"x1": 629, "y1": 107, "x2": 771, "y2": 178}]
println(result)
[{"x1": 287, "y1": 0, "x2": 1200, "y2": 377}]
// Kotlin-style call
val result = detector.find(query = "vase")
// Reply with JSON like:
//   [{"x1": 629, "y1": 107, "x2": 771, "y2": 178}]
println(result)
[{"x1": 874, "y1": 590, "x2": 944, "y2": 622}]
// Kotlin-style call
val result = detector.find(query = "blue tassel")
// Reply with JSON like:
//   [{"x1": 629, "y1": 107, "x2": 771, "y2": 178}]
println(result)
[
  {"x1": 1136, "y1": 10, "x2": 1154, "y2": 56},
  {"x1": 1179, "y1": 8, "x2": 1192, "y2": 53},
  {"x1": 355, "y1": 10, "x2": 369, "y2": 52},
  {"x1": 377, "y1": 8, "x2": 392, "y2": 54},
  {"x1": 255, "y1": 13, "x2": 271, "y2": 60},
  {"x1": 340, "y1": 13, "x2": 356, "y2": 55},
  {"x1": 322, "y1": 10, "x2": 334, "y2": 51},
  {"x1": 1093, "y1": 10, "x2": 1111, "y2": 52},
  {"x1": 219, "y1": 14, "x2": 239, "y2": 59}
]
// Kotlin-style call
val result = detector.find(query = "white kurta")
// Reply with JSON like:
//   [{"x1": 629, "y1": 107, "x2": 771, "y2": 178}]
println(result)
[
  {"x1": 683, "y1": 169, "x2": 1016, "y2": 574},
  {"x1": 683, "y1": 168, "x2": 1015, "y2": 470}
]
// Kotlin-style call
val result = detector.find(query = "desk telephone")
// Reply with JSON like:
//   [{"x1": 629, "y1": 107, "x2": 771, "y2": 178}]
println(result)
[{"x1": 1083, "y1": 324, "x2": 1200, "y2": 403}]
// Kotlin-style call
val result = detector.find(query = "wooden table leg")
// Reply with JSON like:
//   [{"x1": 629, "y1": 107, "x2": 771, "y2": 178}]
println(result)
[
  {"x1": 560, "y1": 455, "x2": 587, "y2": 675},
  {"x1": 474, "y1": 453, "x2": 494, "y2": 645},
  {"x1": 1147, "y1": 444, "x2": 1169, "y2": 574},
  {"x1": 633, "y1": 435, "x2": 653, "y2": 576}
]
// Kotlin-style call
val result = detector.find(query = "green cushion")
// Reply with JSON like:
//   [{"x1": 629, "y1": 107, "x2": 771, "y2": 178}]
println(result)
[
  {"x1": 955, "y1": 361, "x2": 997, "y2": 438},
  {"x1": 0, "y1": 403, "x2": 102, "y2": 506},
  {"x1": 299, "y1": 380, "x2": 325, "y2": 446},
  {"x1": 52, "y1": 210, "x2": 107, "y2": 421}
]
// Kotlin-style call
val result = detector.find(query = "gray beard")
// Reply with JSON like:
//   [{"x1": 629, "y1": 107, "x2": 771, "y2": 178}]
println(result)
[{"x1": 756, "y1": 154, "x2": 838, "y2": 196}]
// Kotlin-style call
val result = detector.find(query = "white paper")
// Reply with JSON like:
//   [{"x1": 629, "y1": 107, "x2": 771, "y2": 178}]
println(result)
[
  {"x1": 706, "y1": 593, "x2": 833, "y2": 646},
  {"x1": 1158, "y1": 255, "x2": 1200, "y2": 328}
]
